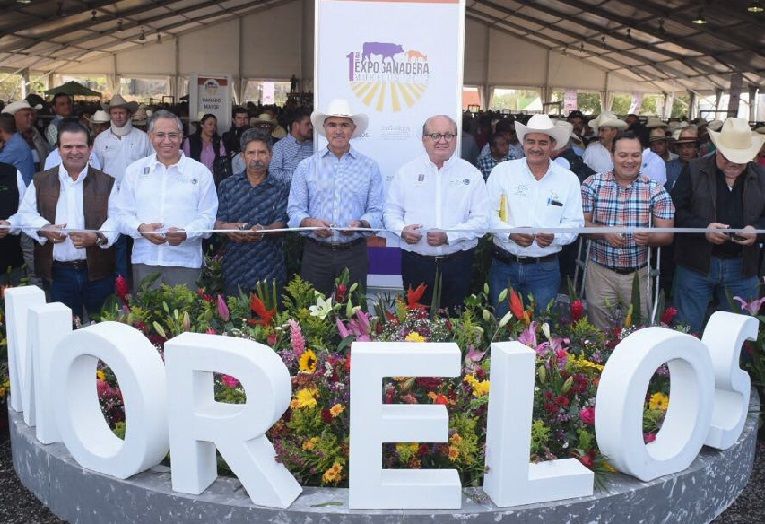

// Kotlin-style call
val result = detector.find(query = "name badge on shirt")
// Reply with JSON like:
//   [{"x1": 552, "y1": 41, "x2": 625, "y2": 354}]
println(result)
[
  {"x1": 140, "y1": 166, "x2": 150, "y2": 178},
  {"x1": 415, "y1": 173, "x2": 425, "y2": 185}
]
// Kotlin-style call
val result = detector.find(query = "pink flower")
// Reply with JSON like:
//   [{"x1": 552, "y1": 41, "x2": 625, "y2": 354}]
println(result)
[
  {"x1": 96, "y1": 379, "x2": 110, "y2": 398},
  {"x1": 216, "y1": 294, "x2": 230, "y2": 321},
  {"x1": 518, "y1": 321, "x2": 537, "y2": 348},
  {"x1": 660, "y1": 306, "x2": 678, "y2": 325},
  {"x1": 288, "y1": 319, "x2": 305, "y2": 355},
  {"x1": 644, "y1": 432, "x2": 657, "y2": 443},
  {"x1": 115, "y1": 275, "x2": 130, "y2": 303},
  {"x1": 205, "y1": 327, "x2": 217, "y2": 335},
  {"x1": 579, "y1": 406, "x2": 595, "y2": 426},
  {"x1": 734, "y1": 296, "x2": 765, "y2": 316},
  {"x1": 221, "y1": 375, "x2": 240, "y2": 389}
]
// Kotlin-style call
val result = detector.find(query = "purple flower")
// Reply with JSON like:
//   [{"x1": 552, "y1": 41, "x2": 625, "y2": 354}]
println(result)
[
  {"x1": 734, "y1": 296, "x2": 765, "y2": 316},
  {"x1": 216, "y1": 294, "x2": 230, "y2": 321},
  {"x1": 518, "y1": 321, "x2": 537, "y2": 348}
]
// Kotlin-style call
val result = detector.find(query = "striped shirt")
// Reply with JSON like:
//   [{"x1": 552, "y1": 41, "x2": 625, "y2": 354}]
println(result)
[
  {"x1": 269, "y1": 134, "x2": 314, "y2": 183},
  {"x1": 581, "y1": 171, "x2": 674, "y2": 268},
  {"x1": 287, "y1": 146, "x2": 384, "y2": 243}
]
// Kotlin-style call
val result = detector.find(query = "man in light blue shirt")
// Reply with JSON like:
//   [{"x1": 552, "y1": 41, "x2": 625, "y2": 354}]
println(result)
[
  {"x1": 287, "y1": 99, "x2": 383, "y2": 295},
  {"x1": 270, "y1": 108, "x2": 314, "y2": 183},
  {"x1": 0, "y1": 114, "x2": 35, "y2": 186}
]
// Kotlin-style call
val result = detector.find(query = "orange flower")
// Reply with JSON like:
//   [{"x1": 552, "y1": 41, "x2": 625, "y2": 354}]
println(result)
[
  {"x1": 329, "y1": 403, "x2": 345, "y2": 417},
  {"x1": 406, "y1": 283, "x2": 428, "y2": 310},
  {"x1": 249, "y1": 294, "x2": 276, "y2": 326},
  {"x1": 508, "y1": 288, "x2": 525, "y2": 319},
  {"x1": 447, "y1": 446, "x2": 459, "y2": 460}
]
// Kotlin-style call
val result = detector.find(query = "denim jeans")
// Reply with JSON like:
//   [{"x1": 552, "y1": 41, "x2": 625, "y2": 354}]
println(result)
[
  {"x1": 674, "y1": 257, "x2": 759, "y2": 334},
  {"x1": 490, "y1": 257, "x2": 560, "y2": 316},
  {"x1": 49, "y1": 264, "x2": 115, "y2": 321}
]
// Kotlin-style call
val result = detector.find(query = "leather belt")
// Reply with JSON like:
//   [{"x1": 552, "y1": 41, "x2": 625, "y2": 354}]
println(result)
[
  {"x1": 306, "y1": 237, "x2": 366, "y2": 251},
  {"x1": 404, "y1": 249, "x2": 471, "y2": 262},
  {"x1": 603, "y1": 264, "x2": 647, "y2": 275},
  {"x1": 53, "y1": 259, "x2": 88, "y2": 270},
  {"x1": 492, "y1": 245, "x2": 557, "y2": 265}
]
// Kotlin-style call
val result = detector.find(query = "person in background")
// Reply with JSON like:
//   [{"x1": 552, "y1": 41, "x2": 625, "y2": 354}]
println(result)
[
  {"x1": 182, "y1": 113, "x2": 226, "y2": 173},
  {"x1": 3, "y1": 100, "x2": 48, "y2": 171},
  {"x1": 46, "y1": 93, "x2": 73, "y2": 148},
  {"x1": 0, "y1": 113, "x2": 35, "y2": 185},
  {"x1": 222, "y1": 106, "x2": 250, "y2": 157},
  {"x1": 88, "y1": 110, "x2": 111, "y2": 137},
  {"x1": 269, "y1": 107, "x2": 314, "y2": 184}
]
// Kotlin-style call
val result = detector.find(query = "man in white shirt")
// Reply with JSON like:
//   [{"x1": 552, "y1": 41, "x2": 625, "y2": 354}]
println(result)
[
  {"x1": 115, "y1": 110, "x2": 218, "y2": 290},
  {"x1": 384, "y1": 115, "x2": 489, "y2": 310},
  {"x1": 582, "y1": 111, "x2": 627, "y2": 173},
  {"x1": 93, "y1": 94, "x2": 153, "y2": 186},
  {"x1": 17, "y1": 120, "x2": 120, "y2": 320},
  {"x1": 486, "y1": 114, "x2": 584, "y2": 315}
]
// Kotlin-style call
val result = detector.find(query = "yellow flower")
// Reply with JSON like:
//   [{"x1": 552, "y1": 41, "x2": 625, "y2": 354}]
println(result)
[
  {"x1": 450, "y1": 433, "x2": 463, "y2": 445},
  {"x1": 572, "y1": 355, "x2": 604, "y2": 372},
  {"x1": 464, "y1": 374, "x2": 478, "y2": 387},
  {"x1": 302, "y1": 437, "x2": 319, "y2": 451},
  {"x1": 291, "y1": 388, "x2": 318, "y2": 409},
  {"x1": 96, "y1": 370, "x2": 106, "y2": 381},
  {"x1": 648, "y1": 392, "x2": 669, "y2": 411},
  {"x1": 472, "y1": 379, "x2": 490, "y2": 397},
  {"x1": 447, "y1": 446, "x2": 460, "y2": 460},
  {"x1": 404, "y1": 332, "x2": 426, "y2": 343},
  {"x1": 329, "y1": 403, "x2": 345, "y2": 417},
  {"x1": 299, "y1": 349, "x2": 318, "y2": 374},
  {"x1": 322, "y1": 462, "x2": 344, "y2": 484}
]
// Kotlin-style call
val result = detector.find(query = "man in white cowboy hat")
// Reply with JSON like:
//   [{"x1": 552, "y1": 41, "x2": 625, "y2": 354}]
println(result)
[
  {"x1": 485, "y1": 114, "x2": 584, "y2": 315},
  {"x1": 287, "y1": 98, "x2": 383, "y2": 295},
  {"x1": 93, "y1": 94, "x2": 152, "y2": 186},
  {"x1": 582, "y1": 111, "x2": 627, "y2": 173},
  {"x1": 671, "y1": 117, "x2": 765, "y2": 333},
  {"x1": 88, "y1": 109, "x2": 111, "y2": 137},
  {"x1": 3, "y1": 100, "x2": 48, "y2": 171},
  {"x1": 581, "y1": 131, "x2": 675, "y2": 330},
  {"x1": 384, "y1": 114, "x2": 489, "y2": 311}
]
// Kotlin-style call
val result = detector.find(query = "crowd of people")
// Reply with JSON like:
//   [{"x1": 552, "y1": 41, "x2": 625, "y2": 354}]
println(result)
[{"x1": 0, "y1": 91, "x2": 764, "y2": 335}]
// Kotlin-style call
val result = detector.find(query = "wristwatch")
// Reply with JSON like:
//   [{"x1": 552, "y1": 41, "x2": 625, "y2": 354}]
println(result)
[{"x1": 95, "y1": 232, "x2": 108, "y2": 247}]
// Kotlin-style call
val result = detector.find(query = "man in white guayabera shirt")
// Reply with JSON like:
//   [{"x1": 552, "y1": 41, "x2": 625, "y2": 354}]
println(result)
[{"x1": 114, "y1": 110, "x2": 218, "y2": 290}]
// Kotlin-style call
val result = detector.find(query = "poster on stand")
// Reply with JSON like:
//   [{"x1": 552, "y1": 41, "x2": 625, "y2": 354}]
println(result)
[
  {"x1": 188, "y1": 74, "x2": 232, "y2": 135},
  {"x1": 315, "y1": 0, "x2": 465, "y2": 290}
]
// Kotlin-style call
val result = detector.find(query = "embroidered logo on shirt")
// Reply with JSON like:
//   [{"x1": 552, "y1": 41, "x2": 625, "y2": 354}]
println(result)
[
  {"x1": 514, "y1": 184, "x2": 529, "y2": 197},
  {"x1": 463, "y1": 178, "x2": 470, "y2": 185}
]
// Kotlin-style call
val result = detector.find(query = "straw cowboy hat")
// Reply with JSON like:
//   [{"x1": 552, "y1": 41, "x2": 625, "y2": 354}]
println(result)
[
  {"x1": 311, "y1": 98, "x2": 368, "y2": 138},
  {"x1": 672, "y1": 126, "x2": 699, "y2": 144},
  {"x1": 708, "y1": 118, "x2": 765, "y2": 164},
  {"x1": 515, "y1": 114, "x2": 570, "y2": 145},
  {"x1": 588, "y1": 111, "x2": 627, "y2": 131},
  {"x1": 648, "y1": 127, "x2": 671, "y2": 143},
  {"x1": 132, "y1": 105, "x2": 150, "y2": 125},
  {"x1": 644, "y1": 116, "x2": 667, "y2": 129},
  {"x1": 88, "y1": 109, "x2": 110, "y2": 124},
  {"x1": 2, "y1": 100, "x2": 42, "y2": 115},
  {"x1": 251, "y1": 113, "x2": 277, "y2": 127},
  {"x1": 102, "y1": 94, "x2": 139, "y2": 113}
]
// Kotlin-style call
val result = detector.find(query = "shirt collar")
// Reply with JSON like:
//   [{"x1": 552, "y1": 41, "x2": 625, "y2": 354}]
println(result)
[
  {"x1": 235, "y1": 170, "x2": 278, "y2": 188},
  {"x1": 149, "y1": 151, "x2": 185, "y2": 171},
  {"x1": 57, "y1": 162, "x2": 88, "y2": 184},
  {"x1": 424, "y1": 152, "x2": 458, "y2": 170},
  {"x1": 321, "y1": 145, "x2": 357, "y2": 159}
]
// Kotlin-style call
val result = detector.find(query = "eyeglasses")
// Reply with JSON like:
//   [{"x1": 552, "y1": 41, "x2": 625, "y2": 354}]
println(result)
[
  {"x1": 153, "y1": 132, "x2": 181, "y2": 140},
  {"x1": 425, "y1": 133, "x2": 457, "y2": 142}
]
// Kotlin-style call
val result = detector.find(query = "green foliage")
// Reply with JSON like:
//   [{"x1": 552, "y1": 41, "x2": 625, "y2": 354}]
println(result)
[
  {"x1": 530, "y1": 420, "x2": 551, "y2": 455},
  {"x1": 282, "y1": 276, "x2": 318, "y2": 315}
]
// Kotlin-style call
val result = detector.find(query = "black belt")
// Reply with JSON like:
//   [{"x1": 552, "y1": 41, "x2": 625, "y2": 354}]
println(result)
[
  {"x1": 404, "y1": 249, "x2": 472, "y2": 262},
  {"x1": 306, "y1": 237, "x2": 366, "y2": 251},
  {"x1": 602, "y1": 264, "x2": 647, "y2": 275},
  {"x1": 53, "y1": 259, "x2": 87, "y2": 270},
  {"x1": 492, "y1": 245, "x2": 557, "y2": 265}
]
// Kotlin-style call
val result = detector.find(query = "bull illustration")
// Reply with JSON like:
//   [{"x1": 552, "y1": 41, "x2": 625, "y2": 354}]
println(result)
[
  {"x1": 406, "y1": 50, "x2": 427, "y2": 61},
  {"x1": 362, "y1": 41, "x2": 404, "y2": 63}
]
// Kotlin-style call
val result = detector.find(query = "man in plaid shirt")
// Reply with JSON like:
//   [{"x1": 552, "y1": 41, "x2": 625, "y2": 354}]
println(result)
[
  {"x1": 581, "y1": 131, "x2": 675, "y2": 329},
  {"x1": 476, "y1": 134, "x2": 513, "y2": 180}
]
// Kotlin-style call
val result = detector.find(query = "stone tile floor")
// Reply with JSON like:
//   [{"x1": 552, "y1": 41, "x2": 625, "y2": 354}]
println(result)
[{"x1": 0, "y1": 429, "x2": 762, "y2": 524}]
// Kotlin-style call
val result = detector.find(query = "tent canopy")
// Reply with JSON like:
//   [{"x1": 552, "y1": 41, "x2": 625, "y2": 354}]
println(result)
[{"x1": 0, "y1": 0, "x2": 763, "y2": 93}]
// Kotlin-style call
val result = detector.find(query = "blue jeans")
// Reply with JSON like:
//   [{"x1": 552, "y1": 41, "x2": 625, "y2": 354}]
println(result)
[
  {"x1": 50, "y1": 264, "x2": 115, "y2": 321},
  {"x1": 490, "y1": 257, "x2": 560, "y2": 316},
  {"x1": 674, "y1": 257, "x2": 759, "y2": 334}
]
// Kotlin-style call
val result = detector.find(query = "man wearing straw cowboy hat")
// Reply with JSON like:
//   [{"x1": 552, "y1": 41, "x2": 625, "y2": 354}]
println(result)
[
  {"x1": 486, "y1": 114, "x2": 583, "y2": 315},
  {"x1": 287, "y1": 98, "x2": 384, "y2": 295},
  {"x1": 671, "y1": 118, "x2": 765, "y2": 333},
  {"x1": 582, "y1": 111, "x2": 628, "y2": 174},
  {"x1": 93, "y1": 94, "x2": 152, "y2": 187}
]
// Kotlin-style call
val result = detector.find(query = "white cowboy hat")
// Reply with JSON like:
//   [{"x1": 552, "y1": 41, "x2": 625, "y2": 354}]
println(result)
[
  {"x1": 553, "y1": 119, "x2": 581, "y2": 147},
  {"x1": 102, "y1": 94, "x2": 139, "y2": 113},
  {"x1": 515, "y1": 114, "x2": 570, "y2": 146},
  {"x1": 588, "y1": 111, "x2": 627, "y2": 131},
  {"x1": 251, "y1": 113, "x2": 277, "y2": 127},
  {"x1": 89, "y1": 109, "x2": 110, "y2": 124},
  {"x1": 311, "y1": 98, "x2": 368, "y2": 138},
  {"x1": 708, "y1": 118, "x2": 765, "y2": 164},
  {"x1": 2, "y1": 100, "x2": 41, "y2": 115},
  {"x1": 132, "y1": 105, "x2": 149, "y2": 125},
  {"x1": 644, "y1": 116, "x2": 667, "y2": 129}
]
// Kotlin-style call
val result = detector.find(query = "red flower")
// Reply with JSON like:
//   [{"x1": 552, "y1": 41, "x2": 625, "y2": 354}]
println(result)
[
  {"x1": 406, "y1": 283, "x2": 428, "y2": 310},
  {"x1": 433, "y1": 394, "x2": 450, "y2": 405},
  {"x1": 578, "y1": 452, "x2": 594, "y2": 469},
  {"x1": 509, "y1": 289, "x2": 525, "y2": 319},
  {"x1": 249, "y1": 294, "x2": 276, "y2": 326},
  {"x1": 579, "y1": 406, "x2": 596, "y2": 426},
  {"x1": 661, "y1": 306, "x2": 678, "y2": 326},
  {"x1": 115, "y1": 275, "x2": 129, "y2": 303},
  {"x1": 418, "y1": 444, "x2": 430, "y2": 457},
  {"x1": 557, "y1": 395, "x2": 570, "y2": 408},
  {"x1": 206, "y1": 327, "x2": 217, "y2": 335},
  {"x1": 416, "y1": 377, "x2": 442, "y2": 389},
  {"x1": 221, "y1": 375, "x2": 240, "y2": 388},
  {"x1": 344, "y1": 353, "x2": 351, "y2": 373},
  {"x1": 644, "y1": 432, "x2": 657, "y2": 443},
  {"x1": 335, "y1": 283, "x2": 347, "y2": 303},
  {"x1": 267, "y1": 333, "x2": 278, "y2": 347},
  {"x1": 570, "y1": 299, "x2": 585, "y2": 322},
  {"x1": 321, "y1": 409, "x2": 333, "y2": 424}
]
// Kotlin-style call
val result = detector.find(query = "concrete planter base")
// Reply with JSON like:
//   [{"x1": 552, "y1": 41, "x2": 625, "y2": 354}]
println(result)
[{"x1": 10, "y1": 392, "x2": 760, "y2": 523}]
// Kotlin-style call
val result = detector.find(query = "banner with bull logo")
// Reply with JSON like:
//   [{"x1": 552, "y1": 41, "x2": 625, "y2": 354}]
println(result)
[{"x1": 315, "y1": 0, "x2": 465, "y2": 289}]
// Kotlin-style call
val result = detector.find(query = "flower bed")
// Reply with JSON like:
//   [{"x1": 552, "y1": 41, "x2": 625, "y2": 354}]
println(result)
[{"x1": 92, "y1": 272, "x2": 683, "y2": 488}]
